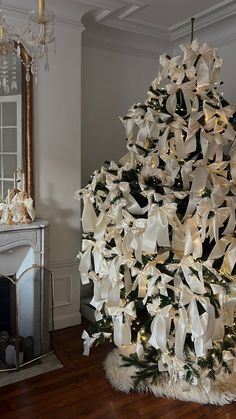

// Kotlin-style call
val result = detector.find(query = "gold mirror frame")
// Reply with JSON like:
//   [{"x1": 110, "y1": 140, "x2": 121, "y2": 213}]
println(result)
[{"x1": 20, "y1": 44, "x2": 34, "y2": 200}]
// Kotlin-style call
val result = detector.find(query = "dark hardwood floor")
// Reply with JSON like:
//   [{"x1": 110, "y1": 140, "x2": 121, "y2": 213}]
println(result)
[{"x1": 0, "y1": 321, "x2": 236, "y2": 418}]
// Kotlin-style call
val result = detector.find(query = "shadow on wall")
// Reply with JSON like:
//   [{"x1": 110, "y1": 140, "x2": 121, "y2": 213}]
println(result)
[{"x1": 35, "y1": 183, "x2": 81, "y2": 264}]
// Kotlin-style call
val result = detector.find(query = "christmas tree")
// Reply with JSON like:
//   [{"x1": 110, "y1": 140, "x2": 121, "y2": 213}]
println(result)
[{"x1": 76, "y1": 40, "x2": 236, "y2": 404}]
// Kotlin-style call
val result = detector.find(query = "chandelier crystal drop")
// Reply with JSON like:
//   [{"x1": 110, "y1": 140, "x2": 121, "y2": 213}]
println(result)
[{"x1": 0, "y1": 0, "x2": 55, "y2": 92}]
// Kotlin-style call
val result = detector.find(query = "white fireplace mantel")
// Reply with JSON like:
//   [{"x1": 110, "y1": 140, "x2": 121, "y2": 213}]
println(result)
[
  {"x1": 0, "y1": 219, "x2": 50, "y2": 354},
  {"x1": 0, "y1": 219, "x2": 49, "y2": 277}
]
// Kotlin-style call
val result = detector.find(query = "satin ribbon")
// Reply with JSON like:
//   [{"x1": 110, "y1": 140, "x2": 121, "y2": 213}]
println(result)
[
  {"x1": 196, "y1": 197, "x2": 231, "y2": 243},
  {"x1": 204, "y1": 103, "x2": 234, "y2": 126},
  {"x1": 147, "y1": 299, "x2": 172, "y2": 352},
  {"x1": 0, "y1": 203, "x2": 9, "y2": 223},
  {"x1": 166, "y1": 80, "x2": 196, "y2": 115},
  {"x1": 131, "y1": 264, "x2": 161, "y2": 299},
  {"x1": 81, "y1": 192, "x2": 97, "y2": 233},
  {"x1": 184, "y1": 217, "x2": 202, "y2": 259},
  {"x1": 143, "y1": 203, "x2": 177, "y2": 252},
  {"x1": 158, "y1": 53, "x2": 181, "y2": 80},
  {"x1": 79, "y1": 239, "x2": 106, "y2": 284},
  {"x1": 108, "y1": 301, "x2": 136, "y2": 347},
  {"x1": 230, "y1": 143, "x2": 236, "y2": 184},
  {"x1": 174, "y1": 306, "x2": 189, "y2": 361},
  {"x1": 180, "y1": 284, "x2": 215, "y2": 357},
  {"x1": 161, "y1": 353, "x2": 187, "y2": 385},
  {"x1": 181, "y1": 160, "x2": 194, "y2": 190},
  {"x1": 0, "y1": 195, "x2": 36, "y2": 224},
  {"x1": 120, "y1": 184, "x2": 149, "y2": 215},
  {"x1": 121, "y1": 213, "x2": 146, "y2": 262},
  {"x1": 82, "y1": 330, "x2": 111, "y2": 356}
]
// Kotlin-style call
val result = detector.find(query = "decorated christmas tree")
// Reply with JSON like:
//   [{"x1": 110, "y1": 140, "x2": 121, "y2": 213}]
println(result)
[{"x1": 76, "y1": 40, "x2": 236, "y2": 404}]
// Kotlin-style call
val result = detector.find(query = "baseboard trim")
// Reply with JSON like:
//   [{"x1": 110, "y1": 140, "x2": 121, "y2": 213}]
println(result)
[{"x1": 54, "y1": 312, "x2": 81, "y2": 330}]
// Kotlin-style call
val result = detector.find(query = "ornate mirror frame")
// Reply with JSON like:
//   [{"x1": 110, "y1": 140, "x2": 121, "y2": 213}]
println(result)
[{"x1": 21, "y1": 44, "x2": 34, "y2": 200}]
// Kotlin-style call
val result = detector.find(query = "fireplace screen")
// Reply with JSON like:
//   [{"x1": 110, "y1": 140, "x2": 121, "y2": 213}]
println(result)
[{"x1": 0, "y1": 265, "x2": 54, "y2": 371}]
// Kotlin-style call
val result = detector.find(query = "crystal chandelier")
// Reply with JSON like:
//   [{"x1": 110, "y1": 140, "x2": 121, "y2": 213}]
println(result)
[{"x1": 0, "y1": 0, "x2": 55, "y2": 93}]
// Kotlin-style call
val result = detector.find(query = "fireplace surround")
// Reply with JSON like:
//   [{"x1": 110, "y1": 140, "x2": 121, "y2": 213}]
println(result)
[{"x1": 0, "y1": 220, "x2": 53, "y2": 371}]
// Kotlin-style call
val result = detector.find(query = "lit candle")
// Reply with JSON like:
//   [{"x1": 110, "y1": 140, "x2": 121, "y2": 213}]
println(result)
[
  {"x1": 38, "y1": 0, "x2": 45, "y2": 17},
  {"x1": 0, "y1": 26, "x2": 5, "y2": 42}
]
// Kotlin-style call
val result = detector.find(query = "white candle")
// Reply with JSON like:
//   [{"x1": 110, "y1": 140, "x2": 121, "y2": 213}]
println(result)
[
  {"x1": 22, "y1": 173, "x2": 26, "y2": 193},
  {"x1": 7, "y1": 189, "x2": 11, "y2": 204},
  {"x1": 0, "y1": 26, "x2": 5, "y2": 43},
  {"x1": 13, "y1": 172, "x2": 16, "y2": 189},
  {"x1": 38, "y1": 0, "x2": 45, "y2": 17}
]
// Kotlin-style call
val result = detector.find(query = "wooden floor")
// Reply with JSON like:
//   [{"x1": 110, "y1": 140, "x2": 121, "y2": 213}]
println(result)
[{"x1": 0, "y1": 322, "x2": 236, "y2": 419}]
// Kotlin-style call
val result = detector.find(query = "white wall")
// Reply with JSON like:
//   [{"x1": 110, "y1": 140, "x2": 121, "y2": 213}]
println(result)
[
  {"x1": 217, "y1": 41, "x2": 236, "y2": 104},
  {"x1": 2, "y1": 8, "x2": 83, "y2": 329},
  {"x1": 35, "y1": 22, "x2": 83, "y2": 329},
  {"x1": 81, "y1": 43, "x2": 158, "y2": 187}
]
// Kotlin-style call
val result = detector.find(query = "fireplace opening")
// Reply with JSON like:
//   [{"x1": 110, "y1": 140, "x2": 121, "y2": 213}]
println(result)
[
  {"x1": 0, "y1": 276, "x2": 17, "y2": 369},
  {"x1": 0, "y1": 266, "x2": 54, "y2": 371},
  {"x1": 0, "y1": 276, "x2": 16, "y2": 334}
]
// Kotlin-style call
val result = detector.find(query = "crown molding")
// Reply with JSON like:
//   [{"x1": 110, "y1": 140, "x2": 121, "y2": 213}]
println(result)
[
  {"x1": 169, "y1": 0, "x2": 236, "y2": 40},
  {"x1": 82, "y1": 18, "x2": 171, "y2": 59},
  {"x1": 214, "y1": 32, "x2": 236, "y2": 48},
  {"x1": 83, "y1": 36, "x2": 160, "y2": 59},
  {"x1": 100, "y1": 17, "x2": 168, "y2": 40},
  {"x1": 92, "y1": 0, "x2": 236, "y2": 43}
]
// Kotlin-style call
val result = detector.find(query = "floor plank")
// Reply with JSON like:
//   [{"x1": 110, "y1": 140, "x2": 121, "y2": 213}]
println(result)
[{"x1": 0, "y1": 321, "x2": 235, "y2": 418}]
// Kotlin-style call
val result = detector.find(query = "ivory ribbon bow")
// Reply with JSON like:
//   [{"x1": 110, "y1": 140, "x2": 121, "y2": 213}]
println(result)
[
  {"x1": 79, "y1": 239, "x2": 106, "y2": 284},
  {"x1": 179, "y1": 285, "x2": 215, "y2": 357},
  {"x1": 82, "y1": 331, "x2": 111, "y2": 356},
  {"x1": 197, "y1": 197, "x2": 231, "y2": 243},
  {"x1": 108, "y1": 301, "x2": 136, "y2": 347},
  {"x1": 81, "y1": 192, "x2": 97, "y2": 233},
  {"x1": 0, "y1": 203, "x2": 9, "y2": 223},
  {"x1": 142, "y1": 202, "x2": 178, "y2": 252},
  {"x1": 166, "y1": 80, "x2": 197, "y2": 115},
  {"x1": 147, "y1": 299, "x2": 172, "y2": 352},
  {"x1": 184, "y1": 217, "x2": 202, "y2": 259}
]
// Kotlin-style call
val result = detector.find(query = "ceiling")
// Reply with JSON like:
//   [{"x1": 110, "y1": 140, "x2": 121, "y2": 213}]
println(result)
[
  {"x1": 2, "y1": 0, "x2": 236, "y2": 56},
  {"x1": 80, "y1": 0, "x2": 236, "y2": 41}
]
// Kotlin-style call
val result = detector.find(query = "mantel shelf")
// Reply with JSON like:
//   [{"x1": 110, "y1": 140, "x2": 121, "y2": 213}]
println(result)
[{"x1": 0, "y1": 219, "x2": 49, "y2": 233}]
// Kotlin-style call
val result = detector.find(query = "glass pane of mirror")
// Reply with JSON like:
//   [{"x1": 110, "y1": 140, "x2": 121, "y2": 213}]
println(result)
[
  {"x1": 2, "y1": 102, "x2": 17, "y2": 126},
  {"x1": 3, "y1": 154, "x2": 17, "y2": 178},
  {"x1": 0, "y1": 49, "x2": 31, "y2": 202},
  {"x1": 3, "y1": 127, "x2": 17, "y2": 152}
]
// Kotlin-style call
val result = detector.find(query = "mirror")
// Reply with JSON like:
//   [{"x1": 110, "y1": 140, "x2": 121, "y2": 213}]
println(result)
[{"x1": 0, "y1": 44, "x2": 33, "y2": 201}]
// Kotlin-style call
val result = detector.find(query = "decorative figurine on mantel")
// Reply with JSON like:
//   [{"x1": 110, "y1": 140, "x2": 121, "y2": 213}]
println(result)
[{"x1": 0, "y1": 171, "x2": 35, "y2": 224}]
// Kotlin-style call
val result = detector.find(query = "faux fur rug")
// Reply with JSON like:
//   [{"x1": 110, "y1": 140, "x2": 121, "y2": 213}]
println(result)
[{"x1": 104, "y1": 348, "x2": 236, "y2": 405}]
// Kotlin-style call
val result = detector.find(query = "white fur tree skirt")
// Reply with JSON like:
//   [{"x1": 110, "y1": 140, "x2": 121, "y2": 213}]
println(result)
[{"x1": 104, "y1": 348, "x2": 236, "y2": 405}]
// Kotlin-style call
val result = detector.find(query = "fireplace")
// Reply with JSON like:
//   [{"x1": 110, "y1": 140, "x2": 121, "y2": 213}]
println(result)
[
  {"x1": 0, "y1": 220, "x2": 52, "y2": 371},
  {"x1": 0, "y1": 276, "x2": 15, "y2": 334}
]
